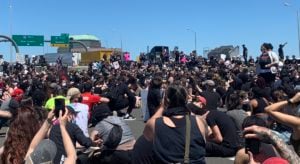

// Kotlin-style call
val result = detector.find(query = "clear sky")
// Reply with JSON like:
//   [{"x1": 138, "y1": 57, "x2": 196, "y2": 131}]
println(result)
[{"x1": 0, "y1": 0, "x2": 300, "y2": 61}]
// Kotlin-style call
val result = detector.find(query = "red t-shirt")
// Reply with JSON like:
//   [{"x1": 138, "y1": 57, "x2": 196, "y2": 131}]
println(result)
[{"x1": 81, "y1": 92, "x2": 101, "y2": 111}]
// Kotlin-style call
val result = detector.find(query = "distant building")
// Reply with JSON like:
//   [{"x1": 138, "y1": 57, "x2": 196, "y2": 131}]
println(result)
[
  {"x1": 207, "y1": 45, "x2": 240, "y2": 60},
  {"x1": 57, "y1": 34, "x2": 102, "y2": 53}
]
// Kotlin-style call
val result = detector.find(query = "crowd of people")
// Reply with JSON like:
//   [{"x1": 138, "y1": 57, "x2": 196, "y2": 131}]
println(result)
[{"x1": 0, "y1": 42, "x2": 300, "y2": 163}]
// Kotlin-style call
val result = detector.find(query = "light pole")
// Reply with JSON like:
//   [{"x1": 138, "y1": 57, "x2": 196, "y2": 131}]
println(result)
[
  {"x1": 187, "y1": 28, "x2": 197, "y2": 54},
  {"x1": 284, "y1": 2, "x2": 300, "y2": 57},
  {"x1": 9, "y1": 0, "x2": 13, "y2": 62}
]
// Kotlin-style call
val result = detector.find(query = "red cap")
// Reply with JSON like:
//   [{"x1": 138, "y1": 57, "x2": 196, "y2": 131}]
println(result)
[
  {"x1": 198, "y1": 96, "x2": 207, "y2": 105},
  {"x1": 262, "y1": 157, "x2": 289, "y2": 164}
]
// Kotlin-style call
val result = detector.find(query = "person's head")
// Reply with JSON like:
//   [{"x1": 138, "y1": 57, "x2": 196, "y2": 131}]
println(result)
[
  {"x1": 271, "y1": 90, "x2": 287, "y2": 102},
  {"x1": 226, "y1": 91, "x2": 242, "y2": 111},
  {"x1": 25, "y1": 139, "x2": 57, "y2": 164},
  {"x1": 242, "y1": 115, "x2": 267, "y2": 130},
  {"x1": 149, "y1": 76, "x2": 162, "y2": 89},
  {"x1": 260, "y1": 43, "x2": 268, "y2": 53},
  {"x1": 2, "y1": 106, "x2": 41, "y2": 164},
  {"x1": 202, "y1": 80, "x2": 215, "y2": 90},
  {"x1": 164, "y1": 84, "x2": 188, "y2": 109},
  {"x1": 90, "y1": 104, "x2": 112, "y2": 126},
  {"x1": 66, "y1": 87, "x2": 82, "y2": 103},
  {"x1": 83, "y1": 82, "x2": 93, "y2": 93},
  {"x1": 187, "y1": 96, "x2": 207, "y2": 115}
]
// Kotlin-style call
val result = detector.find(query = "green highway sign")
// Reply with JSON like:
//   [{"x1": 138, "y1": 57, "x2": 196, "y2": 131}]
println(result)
[
  {"x1": 51, "y1": 33, "x2": 69, "y2": 47},
  {"x1": 12, "y1": 35, "x2": 44, "y2": 46}
]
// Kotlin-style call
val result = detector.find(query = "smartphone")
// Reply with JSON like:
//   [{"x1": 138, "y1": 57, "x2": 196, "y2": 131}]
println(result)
[
  {"x1": 54, "y1": 98, "x2": 65, "y2": 118},
  {"x1": 245, "y1": 138, "x2": 260, "y2": 155}
]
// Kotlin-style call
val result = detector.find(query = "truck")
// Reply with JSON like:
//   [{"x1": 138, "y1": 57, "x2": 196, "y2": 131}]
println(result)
[{"x1": 146, "y1": 46, "x2": 169, "y2": 63}]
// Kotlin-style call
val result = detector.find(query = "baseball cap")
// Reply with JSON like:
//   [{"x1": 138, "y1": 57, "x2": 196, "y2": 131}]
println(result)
[
  {"x1": 25, "y1": 139, "x2": 57, "y2": 164},
  {"x1": 202, "y1": 80, "x2": 215, "y2": 87},
  {"x1": 66, "y1": 88, "x2": 81, "y2": 100},
  {"x1": 197, "y1": 96, "x2": 207, "y2": 105},
  {"x1": 66, "y1": 105, "x2": 79, "y2": 115}
]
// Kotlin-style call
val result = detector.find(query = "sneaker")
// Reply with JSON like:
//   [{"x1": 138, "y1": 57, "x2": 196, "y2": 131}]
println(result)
[{"x1": 123, "y1": 114, "x2": 136, "y2": 121}]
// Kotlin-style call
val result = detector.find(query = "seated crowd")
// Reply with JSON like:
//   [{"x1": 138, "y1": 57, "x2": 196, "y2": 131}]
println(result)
[{"x1": 1, "y1": 43, "x2": 300, "y2": 164}]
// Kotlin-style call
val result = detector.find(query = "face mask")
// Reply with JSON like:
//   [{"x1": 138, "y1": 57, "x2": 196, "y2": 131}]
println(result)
[{"x1": 70, "y1": 118, "x2": 76, "y2": 124}]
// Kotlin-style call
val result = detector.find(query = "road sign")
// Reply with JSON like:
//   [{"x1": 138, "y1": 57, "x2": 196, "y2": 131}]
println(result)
[
  {"x1": 51, "y1": 33, "x2": 69, "y2": 47},
  {"x1": 50, "y1": 43, "x2": 68, "y2": 48},
  {"x1": 12, "y1": 35, "x2": 44, "y2": 46}
]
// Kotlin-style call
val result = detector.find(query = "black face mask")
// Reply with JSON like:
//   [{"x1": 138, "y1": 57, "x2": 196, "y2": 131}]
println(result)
[{"x1": 78, "y1": 96, "x2": 83, "y2": 103}]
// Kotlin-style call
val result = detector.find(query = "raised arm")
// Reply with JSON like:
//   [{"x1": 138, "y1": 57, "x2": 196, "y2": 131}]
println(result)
[
  {"x1": 59, "y1": 110, "x2": 77, "y2": 164},
  {"x1": 244, "y1": 125, "x2": 300, "y2": 164},
  {"x1": 265, "y1": 93, "x2": 300, "y2": 128},
  {"x1": 25, "y1": 110, "x2": 54, "y2": 158}
]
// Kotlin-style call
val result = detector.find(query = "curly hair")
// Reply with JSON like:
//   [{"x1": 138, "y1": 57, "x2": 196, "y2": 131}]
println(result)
[{"x1": 1, "y1": 106, "x2": 41, "y2": 164}]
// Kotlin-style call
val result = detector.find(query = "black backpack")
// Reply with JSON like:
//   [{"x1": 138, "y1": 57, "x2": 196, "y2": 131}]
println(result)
[{"x1": 103, "y1": 120, "x2": 123, "y2": 149}]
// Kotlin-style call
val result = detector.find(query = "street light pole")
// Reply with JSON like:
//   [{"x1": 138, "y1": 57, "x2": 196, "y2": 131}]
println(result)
[
  {"x1": 297, "y1": 10, "x2": 300, "y2": 57},
  {"x1": 284, "y1": 2, "x2": 300, "y2": 57}
]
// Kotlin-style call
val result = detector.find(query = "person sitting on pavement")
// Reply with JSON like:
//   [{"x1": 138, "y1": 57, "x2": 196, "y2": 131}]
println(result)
[
  {"x1": 243, "y1": 124, "x2": 300, "y2": 164},
  {"x1": 226, "y1": 90, "x2": 251, "y2": 131},
  {"x1": 25, "y1": 109, "x2": 77, "y2": 164},
  {"x1": 49, "y1": 106, "x2": 101, "y2": 164},
  {"x1": 265, "y1": 92, "x2": 300, "y2": 156},
  {"x1": 200, "y1": 79, "x2": 222, "y2": 111},
  {"x1": 1, "y1": 105, "x2": 42, "y2": 164},
  {"x1": 66, "y1": 87, "x2": 89, "y2": 137},
  {"x1": 81, "y1": 82, "x2": 110, "y2": 117},
  {"x1": 106, "y1": 76, "x2": 136, "y2": 120},
  {"x1": 195, "y1": 98, "x2": 240, "y2": 157},
  {"x1": 90, "y1": 103, "x2": 136, "y2": 164},
  {"x1": 234, "y1": 116, "x2": 280, "y2": 164},
  {"x1": 45, "y1": 83, "x2": 70, "y2": 111},
  {"x1": 142, "y1": 84, "x2": 207, "y2": 163}
]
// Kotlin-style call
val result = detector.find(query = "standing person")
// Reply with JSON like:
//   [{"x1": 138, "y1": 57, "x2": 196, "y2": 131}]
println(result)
[
  {"x1": 278, "y1": 42, "x2": 287, "y2": 60},
  {"x1": 257, "y1": 43, "x2": 279, "y2": 86},
  {"x1": 242, "y1": 44, "x2": 248, "y2": 64},
  {"x1": 147, "y1": 76, "x2": 163, "y2": 118}
]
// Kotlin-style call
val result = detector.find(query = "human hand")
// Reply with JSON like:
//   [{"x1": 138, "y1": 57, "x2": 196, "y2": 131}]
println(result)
[
  {"x1": 59, "y1": 108, "x2": 69, "y2": 127},
  {"x1": 243, "y1": 125, "x2": 271, "y2": 141},
  {"x1": 290, "y1": 92, "x2": 300, "y2": 104},
  {"x1": 247, "y1": 151, "x2": 260, "y2": 164},
  {"x1": 47, "y1": 109, "x2": 55, "y2": 121}
]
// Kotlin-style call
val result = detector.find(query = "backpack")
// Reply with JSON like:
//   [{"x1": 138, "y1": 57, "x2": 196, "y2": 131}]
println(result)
[{"x1": 103, "y1": 120, "x2": 123, "y2": 149}]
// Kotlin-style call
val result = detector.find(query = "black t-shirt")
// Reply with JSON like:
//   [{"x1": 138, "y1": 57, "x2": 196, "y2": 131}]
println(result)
[
  {"x1": 49, "y1": 123, "x2": 93, "y2": 164},
  {"x1": 206, "y1": 110, "x2": 239, "y2": 148},
  {"x1": 200, "y1": 90, "x2": 221, "y2": 110}
]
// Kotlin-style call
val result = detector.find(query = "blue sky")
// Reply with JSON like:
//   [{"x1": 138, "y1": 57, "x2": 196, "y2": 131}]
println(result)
[{"x1": 0, "y1": 0, "x2": 300, "y2": 61}]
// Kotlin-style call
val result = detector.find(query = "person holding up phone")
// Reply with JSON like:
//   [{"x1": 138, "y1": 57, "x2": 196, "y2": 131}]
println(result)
[
  {"x1": 49, "y1": 105, "x2": 102, "y2": 164},
  {"x1": 234, "y1": 116, "x2": 280, "y2": 164}
]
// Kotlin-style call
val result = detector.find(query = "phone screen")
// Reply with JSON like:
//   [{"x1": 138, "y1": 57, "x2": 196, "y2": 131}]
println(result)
[{"x1": 54, "y1": 98, "x2": 65, "y2": 118}]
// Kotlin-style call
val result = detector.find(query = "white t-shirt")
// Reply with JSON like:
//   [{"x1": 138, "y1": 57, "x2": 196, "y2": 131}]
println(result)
[{"x1": 69, "y1": 103, "x2": 89, "y2": 137}]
